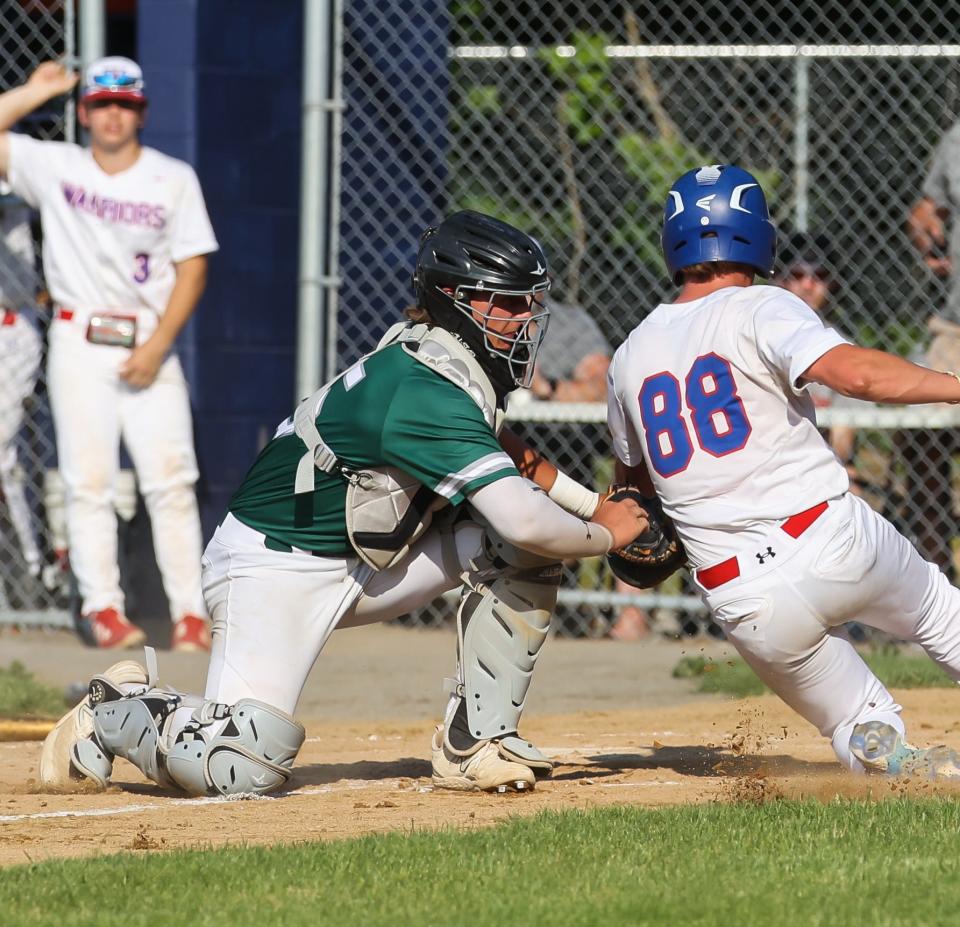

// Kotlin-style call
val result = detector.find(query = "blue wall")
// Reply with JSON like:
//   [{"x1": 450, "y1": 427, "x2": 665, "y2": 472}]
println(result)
[{"x1": 139, "y1": 0, "x2": 303, "y2": 537}]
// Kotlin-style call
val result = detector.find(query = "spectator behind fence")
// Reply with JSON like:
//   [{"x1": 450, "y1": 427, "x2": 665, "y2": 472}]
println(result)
[
  {"x1": 518, "y1": 298, "x2": 655, "y2": 640},
  {"x1": 775, "y1": 232, "x2": 865, "y2": 490},
  {"x1": 0, "y1": 58, "x2": 219, "y2": 650},
  {"x1": 906, "y1": 124, "x2": 960, "y2": 579},
  {"x1": 528, "y1": 298, "x2": 611, "y2": 403},
  {"x1": 0, "y1": 182, "x2": 43, "y2": 591}
]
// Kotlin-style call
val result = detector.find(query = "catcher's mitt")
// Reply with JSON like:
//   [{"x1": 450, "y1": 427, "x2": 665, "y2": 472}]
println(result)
[{"x1": 606, "y1": 487, "x2": 686, "y2": 589}]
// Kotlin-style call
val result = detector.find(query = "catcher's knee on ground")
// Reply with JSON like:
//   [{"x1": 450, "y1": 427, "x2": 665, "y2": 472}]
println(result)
[
  {"x1": 89, "y1": 693, "x2": 304, "y2": 796},
  {"x1": 68, "y1": 653, "x2": 306, "y2": 796},
  {"x1": 442, "y1": 527, "x2": 561, "y2": 776}
]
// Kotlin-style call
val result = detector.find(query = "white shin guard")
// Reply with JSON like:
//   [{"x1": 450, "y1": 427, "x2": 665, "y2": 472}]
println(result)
[
  {"x1": 444, "y1": 529, "x2": 560, "y2": 770},
  {"x1": 86, "y1": 650, "x2": 305, "y2": 797},
  {"x1": 166, "y1": 700, "x2": 305, "y2": 796}
]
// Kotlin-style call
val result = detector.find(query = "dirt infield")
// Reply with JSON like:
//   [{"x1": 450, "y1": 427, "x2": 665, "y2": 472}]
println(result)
[{"x1": 3, "y1": 688, "x2": 960, "y2": 867}]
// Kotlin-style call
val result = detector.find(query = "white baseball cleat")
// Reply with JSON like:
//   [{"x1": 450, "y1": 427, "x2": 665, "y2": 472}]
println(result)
[
  {"x1": 849, "y1": 720, "x2": 960, "y2": 781},
  {"x1": 39, "y1": 660, "x2": 148, "y2": 790},
  {"x1": 431, "y1": 726, "x2": 536, "y2": 793}
]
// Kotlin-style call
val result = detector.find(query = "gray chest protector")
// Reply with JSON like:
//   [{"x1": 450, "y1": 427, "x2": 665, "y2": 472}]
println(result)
[{"x1": 292, "y1": 322, "x2": 503, "y2": 570}]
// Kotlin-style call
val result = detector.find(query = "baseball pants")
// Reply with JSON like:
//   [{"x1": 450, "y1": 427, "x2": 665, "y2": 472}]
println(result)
[
  {"x1": 0, "y1": 312, "x2": 42, "y2": 574},
  {"x1": 697, "y1": 491, "x2": 960, "y2": 769},
  {"x1": 47, "y1": 311, "x2": 206, "y2": 619},
  {"x1": 199, "y1": 512, "x2": 486, "y2": 715}
]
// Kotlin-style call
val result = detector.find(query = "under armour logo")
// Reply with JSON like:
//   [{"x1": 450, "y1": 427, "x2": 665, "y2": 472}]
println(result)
[{"x1": 755, "y1": 546, "x2": 776, "y2": 564}]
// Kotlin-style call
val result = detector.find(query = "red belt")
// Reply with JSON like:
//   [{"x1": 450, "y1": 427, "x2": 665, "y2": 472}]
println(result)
[
  {"x1": 696, "y1": 501, "x2": 830, "y2": 591},
  {"x1": 56, "y1": 307, "x2": 74, "y2": 321},
  {"x1": 2, "y1": 309, "x2": 15, "y2": 326}
]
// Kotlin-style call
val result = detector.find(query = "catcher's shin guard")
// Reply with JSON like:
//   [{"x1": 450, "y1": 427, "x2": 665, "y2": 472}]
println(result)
[
  {"x1": 444, "y1": 528, "x2": 560, "y2": 774},
  {"x1": 92, "y1": 693, "x2": 305, "y2": 797},
  {"x1": 166, "y1": 700, "x2": 305, "y2": 796},
  {"x1": 85, "y1": 648, "x2": 305, "y2": 796}
]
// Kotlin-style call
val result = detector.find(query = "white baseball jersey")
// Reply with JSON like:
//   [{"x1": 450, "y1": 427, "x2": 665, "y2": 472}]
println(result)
[
  {"x1": 5, "y1": 133, "x2": 218, "y2": 315},
  {"x1": 607, "y1": 284, "x2": 850, "y2": 567}
]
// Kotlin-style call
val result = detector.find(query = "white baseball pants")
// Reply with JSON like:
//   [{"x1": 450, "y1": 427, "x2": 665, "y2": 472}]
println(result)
[
  {"x1": 47, "y1": 312, "x2": 206, "y2": 619},
  {"x1": 697, "y1": 492, "x2": 960, "y2": 769},
  {"x1": 0, "y1": 313, "x2": 42, "y2": 574},
  {"x1": 199, "y1": 512, "x2": 484, "y2": 715}
]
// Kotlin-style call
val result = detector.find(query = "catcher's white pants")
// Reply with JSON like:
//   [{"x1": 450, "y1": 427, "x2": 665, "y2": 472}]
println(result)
[
  {"x1": 47, "y1": 312, "x2": 206, "y2": 619},
  {"x1": 199, "y1": 512, "x2": 481, "y2": 715},
  {"x1": 0, "y1": 313, "x2": 42, "y2": 574},
  {"x1": 697, "y1": 492, "x2": 960, "y2": 769}
]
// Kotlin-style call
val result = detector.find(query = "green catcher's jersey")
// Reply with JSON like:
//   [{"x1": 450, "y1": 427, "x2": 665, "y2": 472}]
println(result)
[{"x1": 229, "y1": 343, "x2": 519, "y2": 554}]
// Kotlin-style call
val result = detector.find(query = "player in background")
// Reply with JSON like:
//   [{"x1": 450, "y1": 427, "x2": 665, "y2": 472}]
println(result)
[
  {"x1": 608, "y1": 164, "x2": 960, "y2": 778},
  {"x1": 0, "y1": 182, "x2": 44, "y2": 590},
  {"x1": 38, "y1": 211, "x2": 648, "y2": 798},
  {"x1": 0, "y1": 59, "x2": 218, "y2": 651}
]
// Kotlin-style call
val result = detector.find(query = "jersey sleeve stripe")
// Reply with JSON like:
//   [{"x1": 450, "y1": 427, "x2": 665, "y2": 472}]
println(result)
[{"x1": 433, "y1": 451, "x2": 516, "y2": 499}]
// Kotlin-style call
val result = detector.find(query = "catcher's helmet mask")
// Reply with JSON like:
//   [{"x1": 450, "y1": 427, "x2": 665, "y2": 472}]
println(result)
[
  {"x1": 413, "y1": 210, "x2": 551, "y2": 395},
  {"x1": 661, "y1": 163, "x2": 777, "y2": 284}
]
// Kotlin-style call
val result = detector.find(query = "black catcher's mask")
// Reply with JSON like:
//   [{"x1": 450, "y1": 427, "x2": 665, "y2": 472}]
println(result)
[{"x1": 412, "y1": 210, "x2": 551, "y2": 396}]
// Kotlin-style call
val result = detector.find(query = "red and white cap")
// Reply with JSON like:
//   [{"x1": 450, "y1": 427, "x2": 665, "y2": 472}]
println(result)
[{"x1": 81, "y1": 56, "x2": 147, "y2": 105}]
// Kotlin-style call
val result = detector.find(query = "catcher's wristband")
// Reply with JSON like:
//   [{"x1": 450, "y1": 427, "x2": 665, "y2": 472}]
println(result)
[{"x1": 548, "y1": 470, "x2": 600, "y2": 519}]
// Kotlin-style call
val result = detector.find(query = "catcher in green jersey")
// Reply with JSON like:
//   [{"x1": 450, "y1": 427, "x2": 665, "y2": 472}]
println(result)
[{"x1": 38, "y1": 210, "x2": 647, "y2": 797}]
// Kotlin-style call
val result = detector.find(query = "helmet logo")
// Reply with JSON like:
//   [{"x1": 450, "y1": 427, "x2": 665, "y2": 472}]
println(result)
[
  {"x1": 730, "y1": 183, "x2": 758, "y2": 213},
  {"x1": 533, "y1": 261, "x2": 545, "y2": 275},
  {"x1": 695, "y1": 165, "x2": 722, "y2": 185},
  {"x1": 666, "y1": 190, "x2": 684, "y2": 220},
  {"x1": 695, "y1": 194, "x2": 716, "y2": 211}
]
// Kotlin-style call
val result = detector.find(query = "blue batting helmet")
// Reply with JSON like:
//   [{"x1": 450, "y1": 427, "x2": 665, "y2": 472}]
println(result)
[{"x1": 661, "y1": 164, "x2": 776, "y2": 283}]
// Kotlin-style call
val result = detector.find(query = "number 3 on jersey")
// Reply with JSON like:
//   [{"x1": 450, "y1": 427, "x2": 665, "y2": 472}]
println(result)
[{"x1": 639, "y1": 353, "x2": 751, "y2": 477}]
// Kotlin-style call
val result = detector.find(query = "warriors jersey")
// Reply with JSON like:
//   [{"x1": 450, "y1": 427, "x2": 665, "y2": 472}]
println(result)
[
  {"x1": 230, "y1": 343, "x2": 519, "y2": 554},
  {"x1": 607, "y1": 285, "x2": 850, "y2": 567},
  {"x1": 5, "y1": 134, "x2": 218, "y2": 315}
]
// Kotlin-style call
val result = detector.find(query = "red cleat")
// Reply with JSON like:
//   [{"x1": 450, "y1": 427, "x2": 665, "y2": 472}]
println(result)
[
  {"x1": 172, "y1": 614, "x2": 211, "y2": 652},
  {"x1": 82, "y1": 607, "x2": 147, "y2": 650}
]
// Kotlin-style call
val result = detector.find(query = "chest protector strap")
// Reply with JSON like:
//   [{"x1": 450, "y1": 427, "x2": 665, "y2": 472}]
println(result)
[{"x1": 290, "y1": 323, "x2": 502, "y2": 569}]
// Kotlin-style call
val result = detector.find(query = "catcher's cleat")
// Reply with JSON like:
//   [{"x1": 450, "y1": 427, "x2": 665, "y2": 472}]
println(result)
[
  {"x1": 171, "y1": 614, "x2": 212, "y2": 653},
  {"x1": 81, "y1": 607, "x2": 147, "y2": 650},
  {"x1": 431, "y1": 726, "x2": 535, "y2": 793},
  {"x1": 39, "y1": 660, "x2": 148, "y2": 790},
  {"x1": 849, "y1": 721, "x2": 960, "y2": 780}
]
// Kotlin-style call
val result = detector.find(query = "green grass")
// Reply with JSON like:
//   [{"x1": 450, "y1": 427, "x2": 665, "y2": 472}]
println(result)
[
  {"x1": 673, "y1": 652, "x2": 769, "y2": 696},
  {"x1": 674, "y1": 646, "x2": 956, "y2": 698},
  {"x1": 0, "y1": 662, "x2": 67, "y2": 719},
  {"x1": 4, "y1": 800, "x2": 960, "y2": 925}
]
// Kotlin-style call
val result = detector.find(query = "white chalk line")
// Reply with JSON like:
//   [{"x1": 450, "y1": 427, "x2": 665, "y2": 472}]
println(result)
[
  {"x1": 0, "y1": 780, "x2": 415, "y2": 824},
  {"x1": 0, "y1": 754, "x2": 685, "y2": 825}
]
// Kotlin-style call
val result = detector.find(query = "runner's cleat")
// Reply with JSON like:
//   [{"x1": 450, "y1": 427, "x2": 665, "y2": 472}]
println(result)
[{"x1": 850, "y1": 720, "x2": 960, "y2": 780}]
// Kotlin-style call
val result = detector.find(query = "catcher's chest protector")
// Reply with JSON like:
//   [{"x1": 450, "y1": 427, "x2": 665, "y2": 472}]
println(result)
[{"x1": 292, "y1": 323, "x2": 502, "y2": 570}]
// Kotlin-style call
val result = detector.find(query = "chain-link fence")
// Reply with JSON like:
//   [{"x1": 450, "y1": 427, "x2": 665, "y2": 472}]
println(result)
[
  {"x1": 335, "y1": 1, "x2": 960, "y2": 637},
  {"x1": 0, "y1": 0, "x2": 74, "y2": 626}
]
